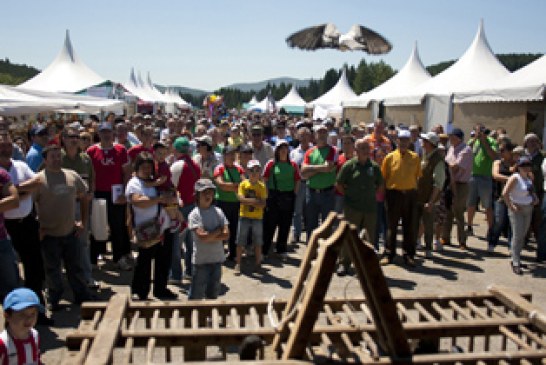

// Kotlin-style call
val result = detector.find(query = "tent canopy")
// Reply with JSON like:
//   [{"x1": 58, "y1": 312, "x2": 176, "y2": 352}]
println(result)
[
  {"x1": 18, "y1": 30, "x2": 107, "y2": 93},
  {"x1": 454, "y1": 54, "x2": 546, "y2": 103},
  {"x1": 384, "y1": 21, "x2": 509, "y2": 106},
  {"x1": 0, "y1": 84, "x2": 123, "y2": 115},
  {"x1": 343, "y1": 43, "x2": 431, "y2": 108},
  {"x1": 308, "y1": 69, "x2": 357, "y2": 109},
  {"x1": 277, "y1": 85, "x2": 306, "y2": 108}
]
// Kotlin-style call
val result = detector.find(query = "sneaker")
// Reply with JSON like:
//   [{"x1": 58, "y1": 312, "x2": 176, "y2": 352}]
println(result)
[
  {"x1": 116, "y1": 256, "x2": 132, "y2": 271},
  {"x1": 379, "y1": 256, "x2": 393, "y2": 266},
  {"x1": 404, "y1": 255, "x2": 416, "y2": 267},
  {"x1": 336, "y1": 264, "x2": 348, "y2": 277},
  {"x1": 234, "y1": 264, "x2": 241, "y2": 275},
  {"x1": 466, "y1": 225, "x2": 473, "y2": 236},
  {"x1": 87, "y1": 280, "x2": 100, "y2": 289},
  {"x1": 434, "y1": 240, "x2": 443, "y2": 252},
  {"x1": 154, "y1": 289, "x2": 178, "y2": 300}
]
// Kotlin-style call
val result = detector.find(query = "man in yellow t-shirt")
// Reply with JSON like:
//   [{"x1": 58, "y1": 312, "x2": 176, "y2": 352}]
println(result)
[
  {"x1": 380, "y1": 129, "x2": 422, "y2": 267},
  {"x1": 235, "y1": 160, "x2": 267, "y2": 274}
]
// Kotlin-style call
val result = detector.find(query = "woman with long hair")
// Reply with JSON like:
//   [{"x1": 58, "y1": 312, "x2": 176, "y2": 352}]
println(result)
[{"x1": 262, "y1": 140, "x2": 301, "y2": 257}]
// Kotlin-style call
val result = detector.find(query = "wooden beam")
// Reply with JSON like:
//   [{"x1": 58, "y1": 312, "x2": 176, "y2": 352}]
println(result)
[
  {"x1": 83, "y1": 294, "x2": 128, "y2": 365},
  {"x1": 489, "y1": 285, "x2": 546, "y2": 333}
]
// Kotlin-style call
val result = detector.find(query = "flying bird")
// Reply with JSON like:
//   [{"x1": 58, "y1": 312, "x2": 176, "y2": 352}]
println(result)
[{"x1": 286, "y1": 23, "x2": 392, "y2": 54}]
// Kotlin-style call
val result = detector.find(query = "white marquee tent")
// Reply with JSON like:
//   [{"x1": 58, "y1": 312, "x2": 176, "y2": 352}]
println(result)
[
  {"x1": 0, "y1": 84, "x2": 123, "y2": 115},
  {"x1": 454, "y1": 54, "x2": 546, "y2": 103},
  {"x1": 19, "y1": 30, "x2": 107, "y2": 93},
  {"x1": 277, "y1": 85, "x2": 306, "y2": 108},
  {"x1": 247, "y1": 95, "x2": 258, "y2": 106},
  {"x1": 344, "y1": 43, "x2": 431, "y2": 108},
  {"x1": 383, "y1": 21, "x2": 510, "y2": 130},
  {"x1": 246, "y1": 92, "x2": 276, "y2": 112},
  {"x1": 307, "y1": 69, "x2": 357, "y2": 110}
]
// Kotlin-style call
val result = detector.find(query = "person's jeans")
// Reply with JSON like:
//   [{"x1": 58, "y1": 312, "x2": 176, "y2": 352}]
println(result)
[
  {"x1": 292, "y1": 182, "x2": 307, "y2": 241},
  {"x1": 374, "y1": 201, "x2": 387, "y2": 250},
  {"x1": 442, "y1": 182, "x2": 469, "y2": 245},
  {"x1": 237, "y1": 218, "x2": 263, "y2": 246},
  {"x1": 305, "y1": 186, "x2": 335, "y2": 240},
  {"x1": 0, "y1": 238, "x2": 20, "y2": 302},
  {"x1": 536, "y1": 198, "x2": 546, "y2": 261},
  {"x1": 489, "y1": 199, "x2": 511, "y2": 248},
  {"x1": 263, "y1": 191, "x2": 295, "y2": 255},
  {"x1": 41, "y1": 232, "x2": 91, "y2": 305},
  {"x1": 416, "y1": 203, "x2": 434, "y2": 251},
  {"x1": 508, "y1": 205, "x2": 533, "y2": 266},
  {"x1": 189, "y1": 262, "x2": 222, "y2": 300},
  {"x1": 169, "y1": 228, "x2": 183, "y2": 281},
  {"x1": 75, "y1": 201, "x2": 93, "y2": 283},
  {"x1": 216, "y1": 201, "x2": 240, "y2": 260}
]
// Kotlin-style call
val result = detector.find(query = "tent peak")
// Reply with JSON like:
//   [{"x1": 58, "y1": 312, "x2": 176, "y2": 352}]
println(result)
[{"x1": 62, "y1": 29, "x2": 75, "y2": 63}]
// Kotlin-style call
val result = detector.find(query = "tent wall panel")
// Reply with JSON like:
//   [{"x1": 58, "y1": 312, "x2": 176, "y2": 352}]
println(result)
[
  {"x1": 384, "y1": 105, "x2": 425, "y2": 127},
  {"x1": 343, "y1": 107, "x2": 372, "y2": 126},
  {"x1": 453, "y1": 103, "x2": 526, "y2": 144},
  {"x1": 525, "y1": 100, "x2": 546, "y2": 145}
]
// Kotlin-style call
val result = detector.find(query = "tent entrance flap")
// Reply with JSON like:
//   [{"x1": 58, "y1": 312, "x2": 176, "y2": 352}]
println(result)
[{"x1": 425, "y1": 94, "x2": 453, "y2": 132}]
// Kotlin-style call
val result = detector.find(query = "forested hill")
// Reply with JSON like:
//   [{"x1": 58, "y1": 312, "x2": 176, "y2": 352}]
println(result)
[
  {"x1": 0, "y1": 58, "x2": 39, "y2": 85},
  {"x1": 426, "y1": 53, "x2": 542, "y2": 76}
]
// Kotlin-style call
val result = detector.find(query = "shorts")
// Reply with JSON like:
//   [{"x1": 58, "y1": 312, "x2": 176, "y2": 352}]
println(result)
[
  {"x1": 236, "y1": 217, "x2": 263, "y2": 246},
  {"x1": 467, "y1": 175, "x2": 493, "y2": 209}
]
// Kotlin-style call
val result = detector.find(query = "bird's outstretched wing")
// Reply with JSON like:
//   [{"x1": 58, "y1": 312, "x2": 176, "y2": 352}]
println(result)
[
  {"x1": 286, "y1": 24, "x2": 338, "y2": 50},
  {"x1": 351, "y1": 24, "x2": 392, "y2": 54}
]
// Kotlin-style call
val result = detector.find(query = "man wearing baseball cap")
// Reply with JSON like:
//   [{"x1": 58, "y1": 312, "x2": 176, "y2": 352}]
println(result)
[
  {"x1": 416, "y1": 132, "x2": 445, "y2": 258},
  {"x1": 442, "y1": 128, "x2": 473, "y2": 249},
  {"x1": 380, "y1": 129, "x2": 421, "y2": 266}
]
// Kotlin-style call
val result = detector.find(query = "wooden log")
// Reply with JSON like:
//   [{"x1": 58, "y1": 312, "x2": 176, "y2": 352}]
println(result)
[
  {"x1": 83, "y1": 294, "x2": 128, "y2": 365},
  {"x1": 489, "y1": 284, "x2": 546, "y2": 333}
]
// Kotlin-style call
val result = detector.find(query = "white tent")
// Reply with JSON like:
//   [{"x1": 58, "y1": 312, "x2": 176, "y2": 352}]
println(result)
[
  {"x1": 247, "y1": 92, "x2": 276, "y2": 112},
  {"x1": 384, "y1": 21, "x2": 509, "y2": 107},
  {"x1": 277, "y1": 85, "x2": 306, "y2": 108},
  {"x1": 247, "y1": 95, "x2": 258, "y2": 106},
  {"x1": 123, "y1": 68, "x2": 157, "y2": 103},
  {"x1": 454, "y1": 54, "x2": 546, "y2": 103},
  {"x1": 343, "y1": 43, "x2": 431, "y2": 108},
  {"x1": 19, "y1": 30, "x2": 107, "y2": 93},
  {"x1": 307, "y1": 69, "x2": 357, "y2": 109},
  {"x1": 0, "y1": 84, "x2": 124, "y2": 115},
  {"x1": 164, "y1": 88, "x2": 190, "y2": 107}
]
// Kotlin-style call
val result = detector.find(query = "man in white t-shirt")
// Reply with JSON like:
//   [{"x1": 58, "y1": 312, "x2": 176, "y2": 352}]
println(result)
[{"x1": 0, "y1": 132, "x2": 52, "y2": 325}]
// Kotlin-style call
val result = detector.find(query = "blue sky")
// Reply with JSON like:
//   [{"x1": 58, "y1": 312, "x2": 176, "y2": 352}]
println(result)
[{"x1": 1, "y1": 0, "x2": 544, "y2": 91}]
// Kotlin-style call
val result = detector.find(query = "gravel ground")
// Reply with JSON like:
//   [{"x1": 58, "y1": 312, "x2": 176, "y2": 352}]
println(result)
[{"x1": 1, "y1": 212, "x2": 545, "y2": 364}]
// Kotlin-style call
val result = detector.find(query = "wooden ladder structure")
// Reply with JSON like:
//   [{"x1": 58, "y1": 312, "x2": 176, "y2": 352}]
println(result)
[{"x1": 272, "y1": 212, "x2": 412, "y2": 362}]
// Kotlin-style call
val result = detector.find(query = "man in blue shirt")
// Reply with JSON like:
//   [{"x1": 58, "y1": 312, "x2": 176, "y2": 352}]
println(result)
[{"x1": 25, "y1": 125, "x2": 49, "y2": 172}]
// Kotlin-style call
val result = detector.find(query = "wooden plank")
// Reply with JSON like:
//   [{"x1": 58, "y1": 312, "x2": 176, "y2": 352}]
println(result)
[
  {"x1": 282, "y1": 221, "x2": 347, "y2": 360},
  {"x1": 414, "y1": 302, "x2": 438, "y2": 322},
  {"x1": 271, "y1": 212, "x2": 338, "y2": 355},
  {"x1": 230, "y1": 308, "x2": 240, "y2": 329},
  {"x1": 119, "y1": 310, "x2": 140, "y2": 365},
  {"x1": 519, "y1": 325, "x2": 546, "y2": 347},
  {"x1": 345, "y1": 225, "x2": 412, "y2": 359},
  {"x1": 499, "y1": 326, "x2": 533, "y2": 350},
  {"x1": 83, "y1": 294, "x2": 128, "y2": 365},
  {"x1": 489, "y1": 284, "x2": 546, "y2": 333}
]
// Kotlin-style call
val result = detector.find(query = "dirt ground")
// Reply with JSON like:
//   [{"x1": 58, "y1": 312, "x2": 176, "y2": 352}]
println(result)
[{"x1": 1, "y1": 211, "x2": 545, "y2": 364}]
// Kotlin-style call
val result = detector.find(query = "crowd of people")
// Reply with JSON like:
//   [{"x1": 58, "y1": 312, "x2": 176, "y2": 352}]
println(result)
[{"x1": 0, "y1": 110, "x2": 545, "y2": 333}]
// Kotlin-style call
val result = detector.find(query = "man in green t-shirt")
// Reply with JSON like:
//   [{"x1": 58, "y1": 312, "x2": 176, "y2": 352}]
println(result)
[
  {"x1": 301, "y1": 124, "x2": 338, "y2": 240},
  {"x1": 336, "y1": 139, "x2": 383, "y2": 275},
  {"x1": 467, "y1": 124, "x2": 498, "y2": 237}
]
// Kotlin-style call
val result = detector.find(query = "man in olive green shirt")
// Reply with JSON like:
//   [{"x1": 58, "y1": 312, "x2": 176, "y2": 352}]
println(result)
[{"x1": 336, "y1": 139, "x2": 383, "y2": 275}]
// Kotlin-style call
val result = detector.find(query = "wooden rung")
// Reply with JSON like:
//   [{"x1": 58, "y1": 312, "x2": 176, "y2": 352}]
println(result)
[
  {"x1": 414, "y1": 302, "x2": 437, "y2": 322},
  {"x1": 191, "y1": 309, "x2": 199, "y2": 329},
  {"x1": 128, "y1": 310, "x2": 140, "y2": 331},
  {"x1": 360, "y1": 331, "x2": 379, "y2": 359},
  {"x1": 151, "y1": 309, "x2": 160, "y2": 329},
  {"x1": 466, "y1": 300, "x2": 489, "y2": 319},
  {"x1": 431, "y1": 302, "x2": 452, "y2": 321},
  {"x1": 359, "y1": 303, "x2": 373, "y2": 324},
  {"x1": 146, "y1": 337, "x2": 156, "y2": 363},
  {"x1": 119, "y1": 337, "x2": 133, "y2": 365},
  {"x1": 230, "y1": 308, "x2": 240, "y2": 329},
  {"x1": 170, "y1": 309, "x2": 179, "y2": 329},
  {"x1": 211, "y1": 308, "x2": 220, "y2": 329},
  {"x1": 396, "y1": 303, "x2": 412, "y2": 322},
  {"x1": 319, "y1": 333, "x2": 340, "y2": 361},
  {"x1": 499, "y1": 325, "x2": 533, "y2": 350},
  {"x1": 341, "y1": 304, "x2": 359, "y2": 326},
  {"x1": 249, "y1": 306, "x2": 261, "y2": 328},
  {"x1": 449, "y1": 300, "x2": 472, "y2": 320},
  {"x1": 483, "y1": 300, "x2": 508, "y2": 318},
  {"x1": 518, "y1": 325, "x2": 546, "y2": 347}
]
